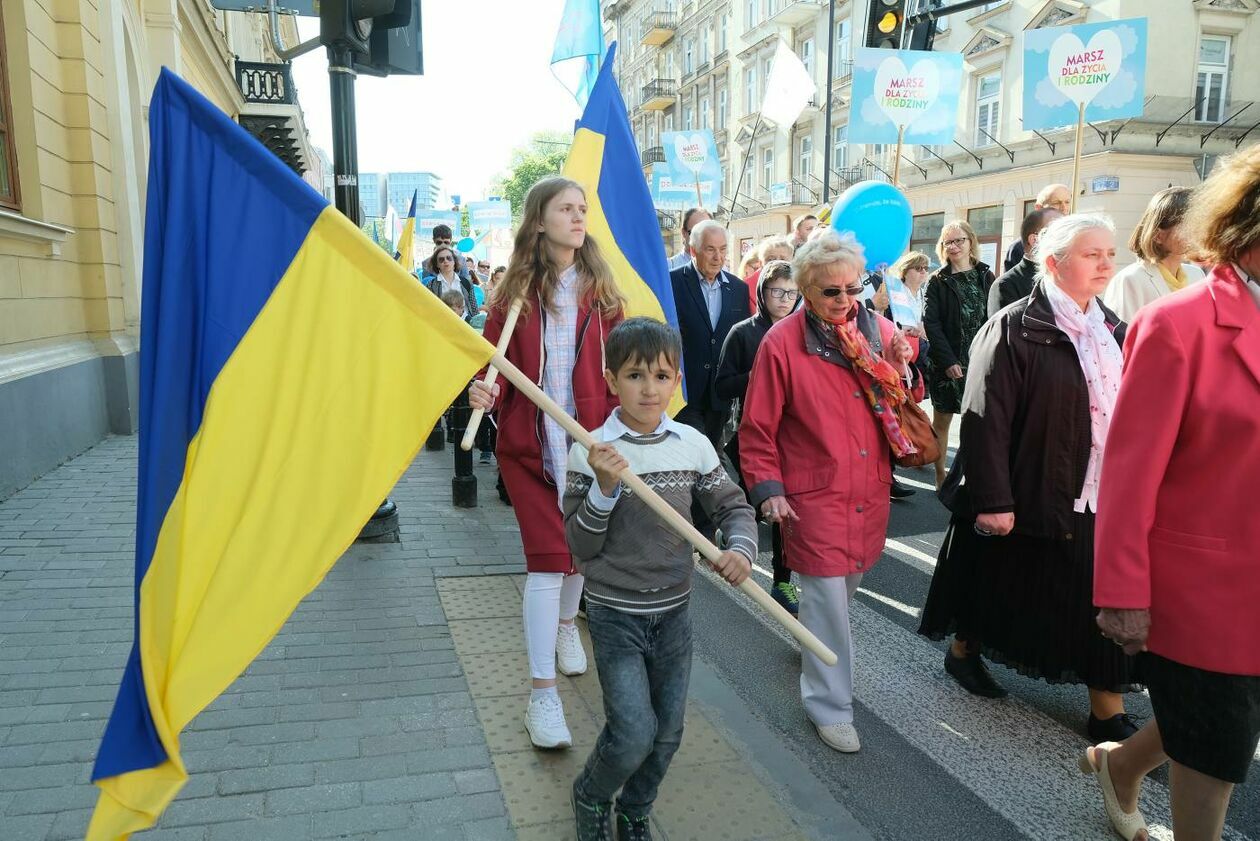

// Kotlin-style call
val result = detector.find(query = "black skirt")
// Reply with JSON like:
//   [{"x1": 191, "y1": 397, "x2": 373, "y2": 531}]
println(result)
[
  {"x1": 1141, "y1": 652, "x2": 1260, "y2": 784},
  {"x1": 918, "y1": 511, "x2": 1138, "y2": 691}
]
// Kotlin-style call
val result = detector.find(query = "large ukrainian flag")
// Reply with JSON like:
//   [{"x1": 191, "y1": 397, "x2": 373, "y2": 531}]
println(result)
[
  {"x1": 87, "y1": 69, "x2": 494, "y2": 839},
  {"x1": 562, "y1": 42, "x2": 685, "y2": 413}
]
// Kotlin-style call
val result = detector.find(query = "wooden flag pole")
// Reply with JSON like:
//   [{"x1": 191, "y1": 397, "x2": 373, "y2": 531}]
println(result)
[
  {"x1": 460, "y1": 298, "x2": 523, "y2": 452},
  {"x1": 892, "y1": 124, "x2": 906, "y2": 186},
  {"x1": 694, "y1": 175, "x2": 704, "y2": 209},
  {"x1": 488, "y1": 349, "x2": 840, "y2": 667},
  {"x1": 1071, "y1": 102, "x2": 1086, "y2": 213}
]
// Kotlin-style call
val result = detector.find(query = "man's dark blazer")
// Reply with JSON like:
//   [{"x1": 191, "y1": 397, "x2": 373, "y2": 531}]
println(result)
[{"x1": 669, "y1": 263, "x2": 752, "y2": 412}]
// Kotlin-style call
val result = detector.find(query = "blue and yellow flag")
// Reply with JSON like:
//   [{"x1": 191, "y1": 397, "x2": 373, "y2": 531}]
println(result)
[
  {"x1": 562, "y1": 42, "x2": 684, "y2": 413},
  {"x1": 87, "y1": 69, "x2": 494, "y2": 840},
  {"x1": 394, "y1": 188, "x2": 418, "y2": 272}
]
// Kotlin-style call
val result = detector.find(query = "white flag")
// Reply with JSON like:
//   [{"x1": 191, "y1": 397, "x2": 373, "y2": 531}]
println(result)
[{"x1": 761, "y1": 39, "x2": 817, "y2": 129}]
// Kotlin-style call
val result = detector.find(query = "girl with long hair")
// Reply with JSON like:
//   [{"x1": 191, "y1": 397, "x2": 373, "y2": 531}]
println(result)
[{"x1": 469, "y1": 177, "x2": 625, "y2": 749}]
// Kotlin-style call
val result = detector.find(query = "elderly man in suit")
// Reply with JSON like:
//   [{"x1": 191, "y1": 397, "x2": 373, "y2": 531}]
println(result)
[{"x1": 670, "y1": 219, "x2": 752, "y2": 455}]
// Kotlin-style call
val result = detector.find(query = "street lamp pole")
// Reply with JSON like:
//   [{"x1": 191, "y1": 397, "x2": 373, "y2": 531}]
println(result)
[
  {"x1": 821, "y1": 0, "x2": 837, "y2": 207},
  {"x1": 328, "y1": 43, "x2": 399, "y2": 540}
]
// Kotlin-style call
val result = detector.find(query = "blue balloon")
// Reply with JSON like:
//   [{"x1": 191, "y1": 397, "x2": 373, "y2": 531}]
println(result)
[
  {"x1": 456, "y1": 237, "x2": 476, "y2": 253},
  {"x1": 829, "y1": 181, "x2": 912, "y2": 270}
]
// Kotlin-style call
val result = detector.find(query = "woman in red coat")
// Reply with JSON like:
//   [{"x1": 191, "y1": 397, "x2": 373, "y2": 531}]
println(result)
[
  {"x1": 470, "y1": 177, "x2": 624, "y2": 750},
  {"x1": 1082, "y1": 146, "x2": 1260, "y2": 841},
  {"x1": 739, "y1": 228, "x2": 920, "y2": 754}
]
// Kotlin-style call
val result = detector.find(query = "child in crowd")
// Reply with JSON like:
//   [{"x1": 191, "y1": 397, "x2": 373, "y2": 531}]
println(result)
[
  {"x1": 564, "y1": 317, "x2": 756, "y2": 841},
  {"x1": 715, "y1": 259, "x2": 801, "y2": 614},
  {"x1": 440, "y1": 289, "x2": 466, "y2": 320}
]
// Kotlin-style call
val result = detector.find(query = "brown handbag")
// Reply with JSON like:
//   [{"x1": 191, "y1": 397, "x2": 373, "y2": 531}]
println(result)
[{"x1": 894, "y1": 400, "x2": 941, "y2": 468}]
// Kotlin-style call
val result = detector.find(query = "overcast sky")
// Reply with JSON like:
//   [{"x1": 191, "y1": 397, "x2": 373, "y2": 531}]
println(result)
[{"x1": 290, "y1": 0, "x2": 582, "y2": 203}]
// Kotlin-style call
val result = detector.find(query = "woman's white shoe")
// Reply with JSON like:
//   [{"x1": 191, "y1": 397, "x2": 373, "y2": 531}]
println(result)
[
  {"x1": 525, "y1": 692, "x2": 573, "y2": 749},
  {"x1": 815, "y1": 722, "x2": 861, "y2": 753},
  {"x1": 556, "y1": 622, "x2": 588, "y2": 676},
  {"x1": 1078, "y1": 742, "x2": 1148, "y2": 841}
]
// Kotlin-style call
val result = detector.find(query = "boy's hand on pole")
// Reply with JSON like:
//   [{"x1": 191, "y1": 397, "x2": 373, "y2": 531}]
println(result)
[
  {"x1": 711, "y1": 550, "x2": 751, "y2": 587},
  {"x1": 587, "y1": 443, "x2": 628, "y2": 497}
]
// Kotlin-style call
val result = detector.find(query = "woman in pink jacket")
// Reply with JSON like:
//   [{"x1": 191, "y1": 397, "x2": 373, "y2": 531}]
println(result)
[
  {"x1": 740, "y1": 228, "x2": 921, "y2": 754},
  {"x1": 1085, "y1": 146, "x2": 1260, "y2": 841}
]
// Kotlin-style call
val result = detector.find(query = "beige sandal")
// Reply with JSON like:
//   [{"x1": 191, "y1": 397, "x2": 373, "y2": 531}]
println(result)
[{"x1": 1078, "y1": 742, "x2": 1149, "y2": 841}]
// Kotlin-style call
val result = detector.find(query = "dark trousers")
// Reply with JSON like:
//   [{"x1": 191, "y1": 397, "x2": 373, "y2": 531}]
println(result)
[
  {"x1": 575, "y1": 603, "x2": 692, "y2": 817},
  {"x1": 726, "y1": 433, "x2": 788, "y2": 585},
  {"x1": 674, "y1": 405, "x2": 729, "y2": 538}
]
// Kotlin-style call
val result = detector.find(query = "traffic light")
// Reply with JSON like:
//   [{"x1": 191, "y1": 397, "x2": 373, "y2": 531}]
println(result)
[
  {"x1": 319, "y1": 0, "x2": 397, "y2": 55},
  {"x1": 353, "y1": 0, "x2": 424, "y2": 76},
  {"x1": 865, "y1": 0, "x2": 906, "y2": 50}
]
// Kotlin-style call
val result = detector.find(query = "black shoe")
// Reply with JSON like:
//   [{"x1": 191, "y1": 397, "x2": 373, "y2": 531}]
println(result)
[
  {"x1": 890, "y1": 479, "x2": 917, "y2": 500},
  {"x1": 577, "y1": 593, "x2": 588, "y2": 620},
  {"x1": 479, "y1": 451, "x2": 493, "y2": 465},
  {"x1": 616, "y1": 811, "x2": 653, "y2": 841},
  {"x1": 1087, "y1": 712, "x2": 1141, "y2": 743},
  {"x1": 573, "y1": 782, "x2": 613, "y2": 841},
  {"x1": 944, "y1": 649, "x2": 1008, "y2": 698}
]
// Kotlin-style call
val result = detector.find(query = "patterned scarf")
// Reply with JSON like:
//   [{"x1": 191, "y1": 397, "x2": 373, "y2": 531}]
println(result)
[
  {"x1": 1042, "y1": 278, "x2": 1123, "y2": 513},
  {"x1": 807, "y1": 308, "x2": 918, "y2": 458}
]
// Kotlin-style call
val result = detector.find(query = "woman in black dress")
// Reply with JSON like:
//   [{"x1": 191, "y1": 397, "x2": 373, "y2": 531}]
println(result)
[
  {"x1": 919, "y1": 213, "x2": 1140, "y2": 745},
  {"x1": 922, "y1": 221, "x2": 995, "y2": 488}
]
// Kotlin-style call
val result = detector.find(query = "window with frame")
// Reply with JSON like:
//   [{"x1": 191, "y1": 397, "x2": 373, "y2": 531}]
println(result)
[
  {"x1": 974, "y1": 73, "x2": 1000, "y2": 147},
  {"x1": 745, "y1": 66, "x2": 758, "y2": 111},
  {"x1": 762, "y1": 57, "x2": 773, "y2": 97},
  {"x1": 701, "y1": 25, "x2": 711, "y2": 64},
  {"x1": 665, "y1": 112, "x2": 675, "y2": 132},
  {"x1": 701, "y1": 96, "x2": 711, "y2": 130},
  {"x1": 911, "y1": 213, "x2": 945, "y2": 269},
  {"x1": 684, "y1": 38, "x2": 694, "y2": 73},
  {"x1": 799, "y1": 38, "x2": 815, "y2": 76},
  {"x1": 720, "y1": 14, "x2": 729, "y2": 52},
  {"x1": 0, "y1": 2, "x2": 21, "y2": 212},
  {"x1": 833, "y1": 19, "x2": 852, "y2": 76},
  {"x1": 762, "y1": 146, "x2": 774, "y2": 190},
  {"x1": 746, "y1": 0, "x2": 757, "y2": 27},
  {"x1": 798, "y1": 134, "x2": 813, "y2": 182},
  {"x1": 1195, "y1": 35, "x2": 1230, "y2": 123},
  {"x1": 684, "y1": 104, "x2": 694, "y2": 131},
  {"x1": 666, "y1": 49, "x2": 675, "y2": 79},
  {"x1": 832, "y1": 124, "x2": 848, "y2": 170},
  {"x1": 1022, "y1": 198, "x2": 1037, "y2": 218},
  {"x1": 647, "y1": 123, "x2": 656, "y2": 148},
  {"x1": 967, "y1": 204, "x2": 1003, "y2": 268},
  {"x1": 718, "y1": 87, "x2": 728, "y2": 126}
]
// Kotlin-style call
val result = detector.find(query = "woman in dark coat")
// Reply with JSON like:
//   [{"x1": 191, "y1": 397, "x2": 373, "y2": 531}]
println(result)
[
  {"x1": 469, "y1": 177, "x2": 624, "y2": 750},
  {"x1": 715, "y1": 260, "x2": 800, "y2": 613},
  {"x1": 919, "y1": 214, "x2": 1139, "y2": 745},
  {"x1": 922, "y1": 221, "x2": 996, "y2": 487}
]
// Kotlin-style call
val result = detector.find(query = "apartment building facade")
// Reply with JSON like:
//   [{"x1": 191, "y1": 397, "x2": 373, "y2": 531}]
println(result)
[
  {"x1": 605, "y1": 0, "x2": 1260, "y2": 265},
  {"x1": 0, "y1": 0, "x2": 317, "y2": 496}
]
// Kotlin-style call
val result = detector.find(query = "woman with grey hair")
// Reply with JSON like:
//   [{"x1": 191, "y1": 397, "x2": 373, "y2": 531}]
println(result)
[
  {"x1": 740, "y1": 229, "x2": 921, "y2": 753},
  {"x1": 919, "y1": 214, "x2": 1141, "y2": 744}
]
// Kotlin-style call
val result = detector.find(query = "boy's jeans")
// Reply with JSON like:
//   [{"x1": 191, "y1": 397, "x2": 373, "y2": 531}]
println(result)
[{"x1": 574, "y1": 602, "x2": 692, "y2": 818}]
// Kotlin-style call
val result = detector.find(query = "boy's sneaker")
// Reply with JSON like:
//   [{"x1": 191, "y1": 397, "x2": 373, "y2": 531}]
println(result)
[
  {"x1": 573, "y1": 782, "x2": 614, "y2": 840},
  {"x1": 556, "y1": 623, "x2": 588, "y2": 676},
  {"x1": 525, "y1": 692, "x2": 572, "y2": 749},
  {"x1": 815, "y1": 721, "x2": 861, "y2": 753},
  {"x1": 616, "y1": 812, "x2": 653, "y2": 841},
  {"x1": 479, "y1": 450, "x2": 493, "y2": 465},
  {"x1": 771, "y1": 581, "x2": 800, "y2": 616}
]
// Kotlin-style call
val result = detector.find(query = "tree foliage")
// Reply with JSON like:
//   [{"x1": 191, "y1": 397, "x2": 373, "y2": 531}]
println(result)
[{"x1": 492, "y1": 130, "x2": 572, "y2": 225}]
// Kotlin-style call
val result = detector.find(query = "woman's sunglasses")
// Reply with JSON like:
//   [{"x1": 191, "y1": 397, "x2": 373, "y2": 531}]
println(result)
[{"x1": 819, "y1": 285, "x2": 865, "y2": 298}]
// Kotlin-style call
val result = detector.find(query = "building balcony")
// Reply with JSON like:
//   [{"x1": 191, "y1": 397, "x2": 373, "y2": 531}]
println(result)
[
  {"x1": 234, "y1": 60, "x2": 311, "y2": 175},
  {"x1": 641, "y1": 146, "x2": 667, "y2": 168},
  {"x1": 657, "y1": 209, "x2": 677, "y2": 231},
  {"x1": 641, "y1": 11, "x2": 678, "y2": 46},
  {"x1": 831, "y1": 59, "x2": 854, "y2": 86},
  {"x1": 767, "y1": 0, "x2": 824, "y2": 27},
  {"x1": 641, "y1": 79, "x2": 677, "y2": 110}
]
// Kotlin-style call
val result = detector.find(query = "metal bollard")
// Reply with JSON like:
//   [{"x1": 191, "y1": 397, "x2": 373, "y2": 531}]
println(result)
[{"x1": 449, "y1": 387, "x2": 478, "y2": 508}]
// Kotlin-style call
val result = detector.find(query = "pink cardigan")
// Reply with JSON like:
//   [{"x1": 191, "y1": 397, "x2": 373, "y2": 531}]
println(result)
[{"x1": 1094, "y1": 265, "x2": 1260, "y2": 675}]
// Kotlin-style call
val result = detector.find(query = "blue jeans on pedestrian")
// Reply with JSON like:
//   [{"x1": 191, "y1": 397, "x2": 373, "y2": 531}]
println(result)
[{"x1": 574, "y1": 601, "x2": 692, "y2": 819}]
